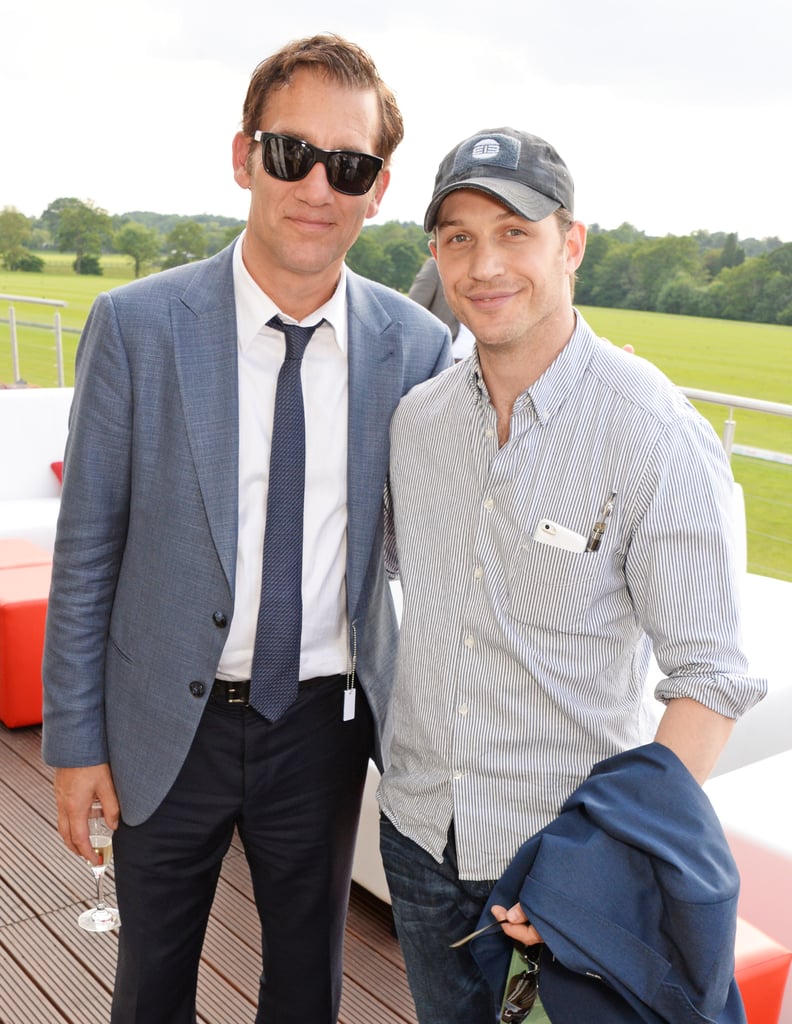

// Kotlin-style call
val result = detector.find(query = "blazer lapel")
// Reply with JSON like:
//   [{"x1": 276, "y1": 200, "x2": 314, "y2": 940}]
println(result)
[
  {"x1": 171, "y1": 246, "x2": 239, "y2": 590},
  {"x1": 346, "y1": 273, "x2": 405, "y2": 621}
]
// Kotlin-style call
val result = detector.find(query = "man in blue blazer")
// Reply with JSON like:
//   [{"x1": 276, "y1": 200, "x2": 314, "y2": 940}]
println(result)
[{"x1": 42, "y1": 34, "x2": 451, "y2": 1024}]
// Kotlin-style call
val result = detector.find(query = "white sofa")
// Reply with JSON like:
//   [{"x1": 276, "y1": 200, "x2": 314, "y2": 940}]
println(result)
[{"x1": 0, "y1": 387, "x2": 73, "y2": 552}]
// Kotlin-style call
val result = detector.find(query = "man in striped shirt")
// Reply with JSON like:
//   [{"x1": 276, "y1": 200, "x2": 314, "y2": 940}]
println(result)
[{"x1": 377, "y1": 128, "x2": 766, "y2": 1022}]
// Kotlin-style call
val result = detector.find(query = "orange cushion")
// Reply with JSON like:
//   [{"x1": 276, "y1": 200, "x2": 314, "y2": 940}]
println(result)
[
  {"x1": 0, "y1": 538, "x2": 52, "y2": 570},
  {"x1": 0, "y1": 564, "x2": 51, "y2": 727},
  {"x1": 735, "y1": 917, "x2": 792, "y2": 1024}
]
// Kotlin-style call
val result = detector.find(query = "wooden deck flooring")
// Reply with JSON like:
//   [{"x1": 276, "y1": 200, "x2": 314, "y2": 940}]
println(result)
[{"x1": 0, "y1": 723, "x2": 418, "y2": 1024}]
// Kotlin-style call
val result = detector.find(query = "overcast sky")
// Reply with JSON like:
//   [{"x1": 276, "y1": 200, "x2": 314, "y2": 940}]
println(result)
[{"x1": 3, "y1": 0, "x2": 790, "y2": 241}]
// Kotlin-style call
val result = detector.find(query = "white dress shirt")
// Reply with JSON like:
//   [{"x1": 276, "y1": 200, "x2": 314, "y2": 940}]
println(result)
[{"x1": 216, "y1": 234, "x2": 349, "y2": 682}]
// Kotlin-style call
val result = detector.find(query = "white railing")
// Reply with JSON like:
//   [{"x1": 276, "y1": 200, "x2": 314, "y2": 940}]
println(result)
[
  {"x1": 680, "y1": 387, "x2": 792, "y2": 463},
  {"x1": 1, "y1": 293, "x2": 68, "y2": 387}
]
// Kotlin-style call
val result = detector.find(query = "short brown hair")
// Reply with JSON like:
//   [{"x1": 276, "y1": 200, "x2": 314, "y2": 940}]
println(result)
[
  {"x1": 553, "y1": 208, "x2": 578, "y2": 299},
  {"x1": 554, "y1": 207, "x2": 574, "y2": 234},
  {"x1": 241, "y1": 33, "x2": 404, "y2": 163}
]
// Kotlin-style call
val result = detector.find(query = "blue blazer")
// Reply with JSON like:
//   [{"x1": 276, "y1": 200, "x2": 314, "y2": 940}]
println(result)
[
  {"x1": 42, "y1": 243, "x2": 451, "y2": 824},
  {"x1": 473, "y1": 744, "x2": 746, "y2": 1024}
]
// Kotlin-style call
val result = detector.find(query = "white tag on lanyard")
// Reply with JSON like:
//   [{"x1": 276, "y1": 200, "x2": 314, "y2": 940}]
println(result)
[{"x1": 343, "y1": 686, "x2": 356, "y2": 722}]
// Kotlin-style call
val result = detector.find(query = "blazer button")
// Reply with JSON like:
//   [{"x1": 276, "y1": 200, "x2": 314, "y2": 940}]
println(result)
[
  {"x1": 212, "y1": 610, "x2": 228, "y2": 628},
  {"x1": 189, "y1": 681, "x2": 205, "y2": 698}
]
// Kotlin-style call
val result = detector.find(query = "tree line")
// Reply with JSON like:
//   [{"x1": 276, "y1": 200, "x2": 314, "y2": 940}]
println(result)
[
  {"x1": 0, "y1": 199, "x2": 244, "y2": 278},
  {"x1": 576, "y1": 223, "x2": 792, "y2": 326},
  {"x1": 1, "y1": 199, "x2": 791, "y2": 326}
]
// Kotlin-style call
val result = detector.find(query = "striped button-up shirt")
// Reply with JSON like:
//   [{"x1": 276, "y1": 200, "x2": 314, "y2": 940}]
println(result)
[{"x1": 378, "y1": 313, "x2": 766, "y2": 881}]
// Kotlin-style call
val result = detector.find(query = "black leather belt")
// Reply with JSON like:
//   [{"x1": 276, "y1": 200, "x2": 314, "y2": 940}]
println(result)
[
  {"x1": 210, "y1": 674, "x2": 347, "y2": 706},
  {"x1": 211, "y1": 678, "x2": 250, "y2": 704}
]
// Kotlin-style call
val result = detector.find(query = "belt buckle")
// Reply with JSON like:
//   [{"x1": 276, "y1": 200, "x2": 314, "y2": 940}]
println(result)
[{"x1": 225, "y1": 682, "x2": 249, "y2": 705}]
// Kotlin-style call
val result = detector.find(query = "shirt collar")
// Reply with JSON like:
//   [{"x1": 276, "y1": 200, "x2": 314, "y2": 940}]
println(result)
[{"x1": 232, "y1": 231, "x2": 348, "y2": 352}]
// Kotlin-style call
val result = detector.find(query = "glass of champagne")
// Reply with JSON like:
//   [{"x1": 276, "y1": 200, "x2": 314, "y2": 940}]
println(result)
[{"x1": 77, "y1": 800, "x2": 121, "y2": 932}]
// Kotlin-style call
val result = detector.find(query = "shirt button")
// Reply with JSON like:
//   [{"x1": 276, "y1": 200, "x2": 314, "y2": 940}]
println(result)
[
  {"x1": 459, "y1": 703, "x2": 469, "y2": 716},
  {"x1": 485, "y1": 428, "x2": 495, "y2": 439},
  {"x1": 473, "y1": 566, "x2": 484, "y2": 581},
  {"x1": 483, "y1": 497, "x2": 495, "y2": 512},
  {"x1": 453, "y1": 770, "x2": 464, "y2": 780},
  {"x1": 464, "y1": 633, "x2": 475, "y2": 649}
]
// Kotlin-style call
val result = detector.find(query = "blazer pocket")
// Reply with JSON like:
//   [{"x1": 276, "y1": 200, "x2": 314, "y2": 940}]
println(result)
[{"x1": 108, "y1": 634, "x2": 136, "y2": 667}]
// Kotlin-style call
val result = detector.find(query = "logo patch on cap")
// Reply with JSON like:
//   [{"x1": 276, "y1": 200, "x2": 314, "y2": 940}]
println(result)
[
  {"x1": 453, "y1": 133, "x2": 521, "y2": 175},
  {"x1": 471, "y1": 139, "x2": 502, "y2": 160}
]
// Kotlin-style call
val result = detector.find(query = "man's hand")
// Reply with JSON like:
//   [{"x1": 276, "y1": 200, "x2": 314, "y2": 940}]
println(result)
[
  {"x1": 53, "y1": 765, "x2": 119, "y2": 864},
  {"x1": 490, "y1": 902, "x2": 543, "y2": 947}
]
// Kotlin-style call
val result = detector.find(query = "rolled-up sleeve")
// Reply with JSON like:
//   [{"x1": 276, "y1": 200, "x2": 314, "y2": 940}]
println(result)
[{"x1": 626, "y1": 404, "x2": 766, "y2": 718}]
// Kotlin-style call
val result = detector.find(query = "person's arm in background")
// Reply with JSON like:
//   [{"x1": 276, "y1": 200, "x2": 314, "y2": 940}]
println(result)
[{"x1": 408, "y1": 257, "x2": 441, "y2": 308}]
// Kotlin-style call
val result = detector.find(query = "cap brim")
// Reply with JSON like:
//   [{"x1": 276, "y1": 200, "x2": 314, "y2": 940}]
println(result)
[{"x1": 424, "y1": 178, "x2": 561, "y2": 232}]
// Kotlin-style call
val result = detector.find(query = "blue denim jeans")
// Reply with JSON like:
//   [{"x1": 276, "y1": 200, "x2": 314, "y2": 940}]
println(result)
[{"x1": 380, "y1": 817, "x2": 499, "y2": 1024}]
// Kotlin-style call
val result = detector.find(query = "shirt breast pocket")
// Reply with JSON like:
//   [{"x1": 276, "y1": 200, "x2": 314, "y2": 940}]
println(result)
[{"x1": 506, "y1": 540, "x2": 600, "y2": 632}]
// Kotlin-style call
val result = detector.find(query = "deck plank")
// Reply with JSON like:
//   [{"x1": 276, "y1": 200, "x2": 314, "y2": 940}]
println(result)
[
  {"x1": 0, "y1": 724, "x2": 417, "y2": 1023},
  {"x1": 0, "y1": 912, "x2": 115, "y2": 1022},
  {"x1": 0, "y1": 943, "x2": 72, "y2": 1024}
]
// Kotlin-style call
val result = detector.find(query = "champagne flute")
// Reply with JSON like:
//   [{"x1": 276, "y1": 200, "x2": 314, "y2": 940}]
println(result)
[{"x1": 77, "y1": 800, "x2": 121, "y2": 932}]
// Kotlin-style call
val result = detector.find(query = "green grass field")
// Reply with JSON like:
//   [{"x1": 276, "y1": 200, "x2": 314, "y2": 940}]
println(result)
[{"x1": 1, "y1": 264, "x2": 790, "y2": 581}]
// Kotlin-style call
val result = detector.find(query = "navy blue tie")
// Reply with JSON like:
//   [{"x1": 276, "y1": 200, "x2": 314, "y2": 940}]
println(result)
[{"x1": 249, "y1": 316, "x2": 320, "y2": 721}]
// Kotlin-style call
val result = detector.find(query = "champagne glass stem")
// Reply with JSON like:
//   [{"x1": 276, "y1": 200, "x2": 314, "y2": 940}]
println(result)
[{"x1": 94, "y1": 869, "x2": 106, "y2": 912}]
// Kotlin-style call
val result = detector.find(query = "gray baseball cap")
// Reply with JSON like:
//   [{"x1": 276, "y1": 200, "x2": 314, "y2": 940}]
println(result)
[{"x1": 423, "y1": 127, "x2": 574, "y2": 232}]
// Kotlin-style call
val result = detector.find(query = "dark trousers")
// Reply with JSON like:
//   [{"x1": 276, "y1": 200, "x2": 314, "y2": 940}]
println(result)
[{"x1": 111, "y1": 677, "x2": 373, "y2": 1024}]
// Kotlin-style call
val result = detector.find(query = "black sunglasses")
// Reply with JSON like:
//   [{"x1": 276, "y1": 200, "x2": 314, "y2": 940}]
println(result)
[{"x1": 253, "y1": 131, "x2": 384, "y2": 196}]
